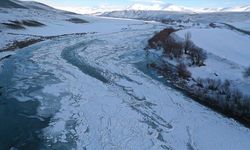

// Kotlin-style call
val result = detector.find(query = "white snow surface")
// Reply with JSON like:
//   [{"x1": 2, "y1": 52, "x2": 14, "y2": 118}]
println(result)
[
  {"x1": 175, "y1": 28, "x2": 250, "y2": 95},
  {"x1": 1, "y1": 4, "x2": 250, "y2": 150},
  {"x1": 102, "y1": 10, "x2": 250, "y2": 26},
  {"x1": 227, "y1": 20, "x2": 250, "y2": 31},
  {"x1": 22, "y1": 20, "x2": 250, "y2": 150},
  {"x1": 101, "y1": 6, "x2": 250, "y2": 96},
  {"x1": 177, "y1": 28, "x2": 250, "y2": 67},
  {"x1": 55, "y1": 3, "x2": 250, "y2": 14},
  {"x1": 127, "y1": 3, "x2": 250, "y2": 13}
]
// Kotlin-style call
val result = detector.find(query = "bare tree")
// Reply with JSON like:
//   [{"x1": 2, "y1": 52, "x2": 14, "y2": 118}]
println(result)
[
  {"x1": 172, "y1": 42, "x2": 184, "y2": 59},
  {"x1": 189, "y1": 46, "x2": 207, "y2": 66},
  {"x1": 243, "y1": 66, "x2": 250, "y2": 78},
  {"x1": 184, "y1": 32, "x2": 194, "y2": 54},
  {"x1": 163, "y1": 36, "x2": 175, "y2": 56},
  {"x1": 163, "y1": 36, "x2": 184, "y2": 59},
  {"x1": 177, "y1": 63, "x2": 191, "y2": 79}
]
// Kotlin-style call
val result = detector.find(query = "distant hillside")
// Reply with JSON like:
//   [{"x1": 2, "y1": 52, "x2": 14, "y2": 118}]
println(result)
[
  {"x1": 0, "y1": 0, "x2": 73, "y2": 14},
  {"x1": 0, "y1": 0, "x2": 26, "y2": 8}
]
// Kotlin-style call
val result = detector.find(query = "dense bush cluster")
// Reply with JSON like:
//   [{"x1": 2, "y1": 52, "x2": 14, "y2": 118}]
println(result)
[
  {"x1": 148, "y1": 28, "x2": 207, "y2": 66},
  {"x1": 177, "y1": 63, "x2": 191, "y2": 79},
  {"x1": 161, "y1": 19, "x2": 191, "y2": 25},
  {"x1": 2, "y1": 20, "x2": 45, "y2": 29},
  {"x1": 148, "y1": 28, "x2": 176, "y2": 49},
  {"x1": 21, "y1": 20, "x2": 45, "y2": 27},
  {"x1": 148, "y1": 61, "x2": 250, "y2": 124},
  {"x1": 2, "y1": 38, "x2": 44, "y2": 51},
  {"x1": 243, "y1": 66, "x2": 250, "y2": 78},
  {"x1": 193, "y1": 78, "x2": 250, "y2": 118},
  {"x1": 2, "y1": 22, "x2": 25, "y2": 29},
  {"x1": 66, "y1": 18, "x2": 89, "y2": 24},
  {"x1": 147, "y1": 28, "x2": 250, "y2": 125},
  {"x1": 163, "y1": 36, "x2": 184, "y2": 59},
  {"x1": 189, "y1": 46, "x2": 207, "y2": 66},
  {"x1": 183, "y1": 32, "x2": 207, "y2": 66}
]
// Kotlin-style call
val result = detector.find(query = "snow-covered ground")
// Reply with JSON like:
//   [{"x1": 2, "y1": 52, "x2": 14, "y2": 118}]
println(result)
[
  {"x1": 53, "y1": 3, "x2": 250, "y2": 15},
  {"x1": 176, "y1": 28, "x2": 250, "y2": 67},
  {"x1": 102, "y1": 10, "x2": 250, "y2": 25},
  {"x1": 1, "y1": 1, "x2": 250, "y2": 150},
  {"x1": 103, "y1": 9, "x2": 250, "y2": 96},
  {"x1": 175, "y1": 27, "x2": 250, "y2": 95},
  {"x1": 227, "y1": 20, "x2": 250, "y2": 31},
  {"x1": 0, "y1": 8, "x2": 85, "y2": 49}
]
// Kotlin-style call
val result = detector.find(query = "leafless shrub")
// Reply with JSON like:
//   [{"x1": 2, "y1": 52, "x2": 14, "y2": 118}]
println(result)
[
  {"x1": 196, "y1": 78, "x2": 204, "y2": 87},
  {"x1": 2, "y1": 22, "x2": 25, "y2": 29},
  {"x1": 22, "y1": 20, "x2": 45, "y2": 27},
  {"x1": 243, "y1": 66, "x2": 250, "y2": 78},
  {"x1": 189, "y1": 46, "x2": 207, "y2": 66},
  {"x1": 219, "y1": 80, "x2": 230, "y2": 95},
  {"x1": 163, "y1": 37, "x2": 183, "y2": 59},
  {"x1": 148, "y1": 29, "x2": 207, "y2": 67},
  {"x1": 2, "y1": 38, "x2": 44, "y2": 51},
  {"x1": 193, "y1": 78, "x2": 250, "y2": 120},
  {"x1": 184, "y1": 32, "x2": 194, "y2": 54},
  {"x1": 177, "y1": 63, "x2": 191, "y2": 79},
  {"x1": 209, "y1": 23, "x2": 218, "y2": 28},
  {"x1": 206, "y1": 78, "x2": 221, "y2": 91},
  {"x1": 2, "y1": 20, "x2": 45, "y2": 29},
  {"x1": 148, "y1": 28, "x2": 177, "y2": 49},
  {"x1": 66, "y1": 18, "x2": 88, "y2": 24}
]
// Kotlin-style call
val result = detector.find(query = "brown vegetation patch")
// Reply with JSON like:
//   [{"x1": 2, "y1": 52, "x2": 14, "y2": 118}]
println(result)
[{"x1": 66, "y1": 18, "x2": 88, "y2": 24}]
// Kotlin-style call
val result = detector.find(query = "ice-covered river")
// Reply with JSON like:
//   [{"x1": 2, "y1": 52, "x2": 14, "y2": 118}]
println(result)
[{"x1": 1, "y1": 18, "x2": 250, "y2": 150}]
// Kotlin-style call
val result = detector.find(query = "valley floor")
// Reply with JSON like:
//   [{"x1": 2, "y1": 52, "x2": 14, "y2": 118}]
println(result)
[{"x1": 1, "y1": 13, "x2": 250, "y2": 150}]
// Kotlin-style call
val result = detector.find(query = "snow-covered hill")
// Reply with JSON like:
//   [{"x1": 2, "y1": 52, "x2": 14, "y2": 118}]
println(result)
[
  {"x1": 0, "y1": 0, "x2": 25, "y2": 8},
  {"x1": 127, "y1": 3, "x2": 250, "y2": 13},
  {"x1": 0, "y1": 0, "x2": 89, "y2": 49},
  {"x1": 49, "y1": 3, "x2": 250, "y2": 15},
  {"x1": 102, "y1": 10, "x2": 250, "y2": 25},
  {"x1": 14, "y1": 0, "x2": 57, "y2": 11},
  {"x1": 1, "y1": 0, "x2": 50, "y2": 10},
  {"x1": 220, "y1": 5, "x2": 250, "y2": 12},
  {"x1": 0, "y1": 0, "x2": 74, "y2": 13},
  {"x1": 127, "y1": 3, "x2": 193, "y2": 13}
]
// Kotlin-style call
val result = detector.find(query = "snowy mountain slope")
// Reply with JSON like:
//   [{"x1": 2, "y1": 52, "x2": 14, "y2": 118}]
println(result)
[
  {"x1": 221, "y1": 5, "x2": 250, "y2": 12},
  {"x1": 0, "y1": 0, "x2": 26, "y2": 8},
  {"x1": 0, "y1": 0, "x2": 73, "y2": 13},
  {"x1": 95, "y1": 3, "x2": 250, "y2": 18},
  {"x1": 51, "y1": 3, "x2": 250, "y2": 15},
  {"x1": 0, "y1": 0, "x2": 53, "y2": 10},
  {"x1": 127, "y1": 3, "x2": 250, "y2": 13},
  {"x1": 14, "y1": 0, "x2": 57, "y2": 11},
  {"x1": 102, "y1": 10, "x2": 250, "y2": 24},
  {"x1": 128, "y1": 3, "x2": 193, "y2": 13},
  {"x1": 0, "y1": 0, "x2": 89, "y2": 50},
  {"x1": 55, "y1": 5, "x2": 125, "y2": 15},
  {"x1": 102, "y1": 10, "x2": 188, "y2": 23}
]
